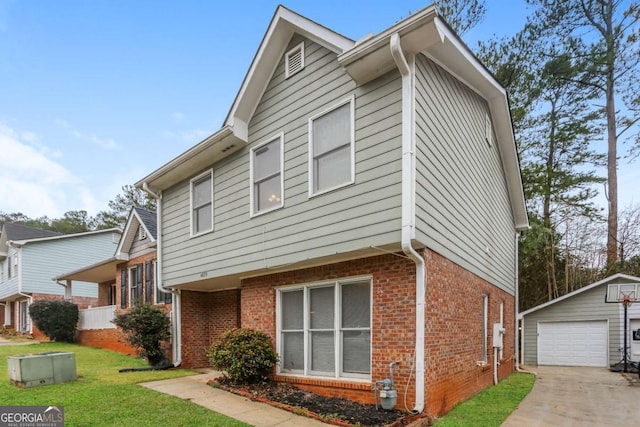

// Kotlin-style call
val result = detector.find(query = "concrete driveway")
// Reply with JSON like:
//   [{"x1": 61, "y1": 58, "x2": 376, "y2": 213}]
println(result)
[{"x1": 502, "y1": 366, "x2": 640, "y2": 426}]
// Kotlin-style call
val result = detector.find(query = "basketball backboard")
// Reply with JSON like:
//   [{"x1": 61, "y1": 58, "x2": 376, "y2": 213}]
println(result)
[{"x1": 606, "y1": 282, "x2": 640, "y2": 303}]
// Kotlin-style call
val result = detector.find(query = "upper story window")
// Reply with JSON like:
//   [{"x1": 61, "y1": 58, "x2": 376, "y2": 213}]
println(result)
[
  {"x1": 285, "y1": 42, "x2": 304, "y2": 79},
  {"x1": 190, "y1": 170, "x2": 213, "y2": 236},
  {"x1": 251, "y1": 134, "x2": 284, "y2": 216},
  {"x1": 309, "y1": 96, "x2": 355, "y2": 196},
  {"x1": 277, "y1": 278, "x2": 371, "y2": 379}
]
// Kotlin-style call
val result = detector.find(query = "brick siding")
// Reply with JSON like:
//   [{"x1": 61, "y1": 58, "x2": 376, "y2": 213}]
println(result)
[
  {"x1": 180, "y1": 249, "x2": 515, "y2": 418},
  {"x1": 181, "y1": 289, "x2": 241, "y2": 367}
]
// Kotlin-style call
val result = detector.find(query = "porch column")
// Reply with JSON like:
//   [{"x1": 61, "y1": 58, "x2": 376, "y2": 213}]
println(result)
[{"x1": 65, "y1": 279, "x2": 72, "y2": 301}]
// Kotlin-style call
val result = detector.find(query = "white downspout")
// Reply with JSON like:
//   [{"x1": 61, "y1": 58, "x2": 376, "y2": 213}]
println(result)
[
  {"x1": 390, "y1": 33, "x2": 426, "y2": 415},
  {"x1": 143, "y1": 182, "x2": 182, "y2": 367}
]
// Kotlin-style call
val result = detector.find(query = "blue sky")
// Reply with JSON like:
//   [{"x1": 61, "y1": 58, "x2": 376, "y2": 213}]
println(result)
[{"x1": 0, "y1": 0, "x2": 634, "y2": 218}]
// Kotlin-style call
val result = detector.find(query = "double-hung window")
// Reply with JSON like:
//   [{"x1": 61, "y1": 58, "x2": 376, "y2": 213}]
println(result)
[
  {"x1": 250, "y1": 134, "x2": 283, "y2": 215},
  {"x1": 191, "y1": 170, "x2": 213, "y2": 236},
  {"x1": 278, "y1": 278, "x2": 371, "y2": 379},
  {"x1": 309, "y1": 96, "x2": 355, "y2": 196}
]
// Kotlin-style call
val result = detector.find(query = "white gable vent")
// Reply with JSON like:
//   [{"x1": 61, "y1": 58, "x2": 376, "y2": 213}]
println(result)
[{"x1": 285, "y1": 42, "x2": 304, "y2": 79}]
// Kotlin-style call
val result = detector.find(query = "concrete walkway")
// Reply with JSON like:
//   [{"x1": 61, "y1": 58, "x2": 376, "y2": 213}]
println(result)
[
  {"x1": 140, "y1": 370, "x2": 330, "y2": 427},
  {"x1": 502, "y1": 366, "x2": 640, "y2": 427}
]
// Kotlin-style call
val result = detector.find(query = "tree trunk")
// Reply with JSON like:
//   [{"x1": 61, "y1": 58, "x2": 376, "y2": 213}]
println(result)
[{"x1": 604, "y1": 5, "x2": 618, "y2": 270}]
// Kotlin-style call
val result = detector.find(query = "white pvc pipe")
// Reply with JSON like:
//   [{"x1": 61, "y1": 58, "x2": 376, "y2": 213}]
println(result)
[
  {"x1": 143, "y1": 182, "x2": 182, "y2": 367},
  {"x1": 390, "y1": 32, "x2": 426, "y2": 415}
]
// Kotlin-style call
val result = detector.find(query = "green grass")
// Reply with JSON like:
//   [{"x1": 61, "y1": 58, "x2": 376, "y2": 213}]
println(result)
[
  {"x1": 434, "y1": 373, "x2": 535, "y2": 427},
  {"x1": 0, "y1": 343, "x2": 249, "y2": 426}
]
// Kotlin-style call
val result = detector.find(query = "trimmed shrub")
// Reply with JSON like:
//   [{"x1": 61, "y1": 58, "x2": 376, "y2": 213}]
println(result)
[
  {"x1": 112, "y1": 303, "x2": 171, "y2": 368},
  {"x1": 207, "y1": 328, "x2": 278, "y2": 384},
  {"x1": 28, "y1": 300, "x2": 79, "y2": 342}
]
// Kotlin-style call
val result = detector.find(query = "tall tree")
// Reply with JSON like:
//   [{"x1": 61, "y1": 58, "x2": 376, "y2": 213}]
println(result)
[
  {"x1": 436, "y1": 0, "x2": 486, "y2": 35},
  {"x1": 50, "y1": 210, "x2": 92, "y2": 234},
  {"x1": 526, "y1": 0, "x2": 640, "y2": 269},
  {"x1": 93, "y1": 185, "x2": 156, "y2": 229}
]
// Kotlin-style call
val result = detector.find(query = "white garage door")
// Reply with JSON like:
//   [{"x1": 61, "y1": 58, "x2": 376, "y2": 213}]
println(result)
[{"x1": 538, "y1": 320, "x2": 608, "y2": 367}]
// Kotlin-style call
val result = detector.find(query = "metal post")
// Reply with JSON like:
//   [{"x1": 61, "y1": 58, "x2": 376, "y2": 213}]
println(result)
[{"x1": 624, "y1": 301, "x2": 628, "y2": 373}]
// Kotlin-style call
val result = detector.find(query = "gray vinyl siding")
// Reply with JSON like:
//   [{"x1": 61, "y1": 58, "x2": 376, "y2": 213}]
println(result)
[
  {"x1": 522, "y1": 285, "x2": 620, "y2": 366},
  {"x1": 20, "y1": 232, "x2": 119, "y2": 298},
  {"x1": 0, "y1": 246, "x2": 20, "y2": 300},
  {"x1": 129, "y1": 235, "x2": 154, "y2": 260},
  {"x1": 161, "y1": 36, "x2": 403, "y2": 287},
  {"x1": 414, "y1": 54, "x2": 516, "y2": 293}
]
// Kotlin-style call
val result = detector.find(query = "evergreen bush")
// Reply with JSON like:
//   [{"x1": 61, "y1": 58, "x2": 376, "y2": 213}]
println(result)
[
  {"x1": 207, "y1": 328, "x2": 278, "y2": 384},
  {"x1": 28, "y1": 299, "x2": 79, "y2": 342},
  {"x1": 112, "y1": 303, "x2": 171, "y2": 368}
]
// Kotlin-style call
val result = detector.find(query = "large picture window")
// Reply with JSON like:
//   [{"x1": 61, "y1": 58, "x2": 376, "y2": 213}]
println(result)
[
  {"x1": 309, "y1": 97, "x2": 355, "y2": 195},
  {"x1": 250, "y1": 134, "x2": 283, "y2": 215},
  {"x1": 278, "y1": 278, "x2": 371, "y2": 379},
  {"x1": 190, "y1": 170, "x2": 213, "y2": 236}
]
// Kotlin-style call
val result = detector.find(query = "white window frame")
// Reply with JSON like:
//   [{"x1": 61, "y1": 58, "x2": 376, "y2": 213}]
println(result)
[
  {"x1": 128, "y1": 266, "x2": 140, "y2": 307},
  {"x1": 190, "y1": 169, "x2": 214, "y2": 237},
  {"x1": 250, "y1": 133, "x2": 284, "y2": 217},
  {"x1": 285, "y1": 42, "x2": 305, "y2": 79},
  {"x1": 308, "y1": 96, "x2": 355, "y2": 197},
  {"x1": 275, "y1": 277, "x2": 372, "y2": 381}
]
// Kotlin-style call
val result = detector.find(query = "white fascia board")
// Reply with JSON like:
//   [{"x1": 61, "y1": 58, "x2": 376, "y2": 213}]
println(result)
[
  {"x1": 225, "y1": 5, "x2": 353, "y2": 128},
  {"x1": 114, "y1": 211, "x2": 140, "y2": 258},
  {"x1": 135, "y1": 125, "x2": 245, "y2": 191}
]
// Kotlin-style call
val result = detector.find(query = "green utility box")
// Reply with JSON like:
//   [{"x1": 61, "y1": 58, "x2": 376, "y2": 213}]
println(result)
[{"x1": 7, "y1": 352, "x2": 77, "y2": 388}]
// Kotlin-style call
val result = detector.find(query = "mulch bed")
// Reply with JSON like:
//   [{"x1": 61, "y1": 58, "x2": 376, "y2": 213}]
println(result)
[{"x1": 210, "y1": 377, "x2": 430, "y2": 426}]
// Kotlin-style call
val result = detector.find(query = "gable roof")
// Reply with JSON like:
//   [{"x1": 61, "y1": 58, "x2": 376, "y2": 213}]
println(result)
[
  {"x1": 519, "y1": 273, "x2": 640, "y2": 318},
  {"x1": 2, "y1": 223, "x2": 62, "y2": 241},
  {"x1": 133, "y1": 207, "x2": 157, "y2": 240},
  {"x1": 114, "y1": 206, "x2": 157, "y2": 258},
  {"x1": 0, "y1": 223, "x2": 64, "y2": 258},
  {"x1": 135, "y1": 4, "x2": 528, "y2": 231}
]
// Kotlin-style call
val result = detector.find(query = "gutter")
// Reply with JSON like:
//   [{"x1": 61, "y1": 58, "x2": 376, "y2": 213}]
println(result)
[
  {"x1": 390, "y1": 32, "x2": 426, "y2": 415},
  {"x1": 142, "y1": 182, "x2": 182, "y2": 367}
]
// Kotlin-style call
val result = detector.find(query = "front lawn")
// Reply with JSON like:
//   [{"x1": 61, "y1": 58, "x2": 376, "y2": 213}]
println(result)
[
  {"x1": 0, "y1": 342, "x2": 248, "y2": 426},
  {"x1": 434, "y1": 372, "x2": 535, "y2": 427}
]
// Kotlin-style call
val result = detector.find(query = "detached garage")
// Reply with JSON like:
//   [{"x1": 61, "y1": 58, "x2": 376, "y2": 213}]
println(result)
[{"x1": 520, "y1": 273, "x2": 640, "y2": 367}]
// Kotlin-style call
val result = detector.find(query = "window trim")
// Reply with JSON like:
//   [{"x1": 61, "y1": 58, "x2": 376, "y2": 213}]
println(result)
[
  {"x1": 275, "y1": 276, "x2": 372, "y2": 381},
  {"x1": 190, "y1": 169, "x2": 214, "y2": 237},
  {"x1": 249, "y1": 132, "x2": 285, "y2": 217},
  {"x1": 308, "y1": 96, "x2": 355, "y2": 197}
]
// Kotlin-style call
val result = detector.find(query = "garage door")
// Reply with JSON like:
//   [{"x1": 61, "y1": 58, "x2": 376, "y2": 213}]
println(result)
[{"x1": 538, "y1": 320, "x2": 608, "y2": 367}]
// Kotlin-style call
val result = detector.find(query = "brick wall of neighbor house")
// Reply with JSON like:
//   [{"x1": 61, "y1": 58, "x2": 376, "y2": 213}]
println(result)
[
  {"x1": 181, "y1": 289, "x2": 241, "y2": 368},
  {"x1": 76, "y1": 328, "x2": 138, "y2": 355},
  {"x1": 29, "y1": 293, "x2": 99, "y2": 339},
  {"x1": 237, "y1": 250, "x2": 514, "y2": 416}
]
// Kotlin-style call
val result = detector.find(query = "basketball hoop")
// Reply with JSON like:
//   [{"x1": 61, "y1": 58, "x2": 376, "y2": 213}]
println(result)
[{"x1": 617, "y1": 290, "x2": 637, "y2": 308}]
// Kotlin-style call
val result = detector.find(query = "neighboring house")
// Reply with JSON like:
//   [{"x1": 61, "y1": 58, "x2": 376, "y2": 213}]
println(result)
[
  {"x1": 520, "y1": 273, "x2": 640, "y2": 368},
  {"x1": 0, "y1": 223, "x2": 121, "y2": 336},
  {"x1": 53, "y1": 207, "x2": 171, "y2": 355},
  {"x1": 135, "y1": 5, "x2": 528, "y2": 417}
]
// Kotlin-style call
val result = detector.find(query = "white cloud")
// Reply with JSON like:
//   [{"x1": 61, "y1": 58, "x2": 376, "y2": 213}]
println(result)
[
  {"x1": 0, "y1": 124, "x2": 98, "y2": 218},
  {"x1": 54, "y1": 118, "x2": 119, "y2": 150}
]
